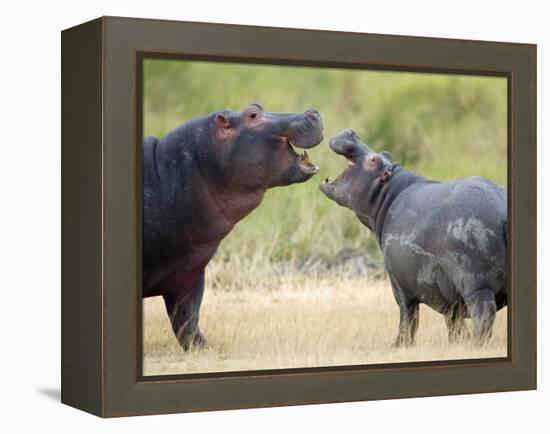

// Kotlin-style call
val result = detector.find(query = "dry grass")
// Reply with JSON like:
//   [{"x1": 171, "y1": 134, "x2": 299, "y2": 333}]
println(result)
[{"x1": 142, "y1": 257, "x2": 507, "y2": 376}]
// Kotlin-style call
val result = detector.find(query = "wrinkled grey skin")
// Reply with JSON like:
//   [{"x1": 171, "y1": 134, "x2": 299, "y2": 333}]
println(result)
[{"x1": 320, "y1": 129, "x2": 507, "y2": 346}]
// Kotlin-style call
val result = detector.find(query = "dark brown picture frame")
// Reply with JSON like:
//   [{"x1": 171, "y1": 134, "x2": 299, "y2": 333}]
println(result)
[{"x1": 61, "y1": 16, "x2": 536, "y2": 417}]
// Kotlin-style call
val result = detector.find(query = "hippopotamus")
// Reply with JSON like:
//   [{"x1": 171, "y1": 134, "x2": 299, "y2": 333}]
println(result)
[
  {"x1": 143, "y1": 103, "x2": 323, "y2": 350},
  {"x1": 320, "y1": 129, "x2": 507, "y2": 346}
]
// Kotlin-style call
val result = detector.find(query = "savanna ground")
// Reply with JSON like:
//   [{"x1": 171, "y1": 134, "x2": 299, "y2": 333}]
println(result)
[
  {"x1": 143, "y1": 266, "x2": 507, "y2": 376},
  {"x1": 142, "y1": 60, "x2": 507, "y2": 375}
]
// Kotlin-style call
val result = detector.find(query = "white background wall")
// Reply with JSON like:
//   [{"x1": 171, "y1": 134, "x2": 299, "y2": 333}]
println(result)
[{"x1": 1, "y1": 0, "x2": 546, "y2": 432}]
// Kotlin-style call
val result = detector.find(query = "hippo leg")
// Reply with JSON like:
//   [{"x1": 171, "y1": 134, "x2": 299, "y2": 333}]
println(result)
[
  {"x1": 163, "y1": 272, "x2": 207, "y2": 351},
  {"x1": 444, "y1": 300, "x2": 469, "y2": 343},
  {"x1": 391, "y1": 282, "x2": 419, "y2": 347},
  {"x1": 464, "y1": 289, "x2": 497, "y2": 344}
]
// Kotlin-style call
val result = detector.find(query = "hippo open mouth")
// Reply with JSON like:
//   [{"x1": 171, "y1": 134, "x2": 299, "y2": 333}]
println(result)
[
  {"x1": 282, "y1": 112, "x2": 323, "y2": 177},
  {"x1": 319, "y1": 164, "x2": 353, "y2": 205},
  {"x1": 279, "y1": 108, "x2": 323, "y2": 177},
  {"x1": 320, "y1": 129, "x2": 363, "y2": 193},
  {"x1": 287, "y1": 140, "x2": 319, "y2": 175},
  {"x1": 321, "y1": 159, "x2": 354, "y2": 185},
  {"x1": 320, "y1": 150, "x2": 355, "y2": 187},
  {"x1": 319, "y1": 130, "x2": 367, "y2": 205}
]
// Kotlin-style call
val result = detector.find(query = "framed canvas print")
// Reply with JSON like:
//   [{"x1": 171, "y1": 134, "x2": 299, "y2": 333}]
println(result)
[{"x1": 61, "y1": 16, "x2": 536, "y2": 417}]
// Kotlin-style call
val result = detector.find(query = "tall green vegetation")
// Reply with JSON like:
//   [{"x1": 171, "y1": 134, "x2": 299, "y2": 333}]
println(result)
[{"x1": 143, "y1": 59, "x2": 507, "y2": 261}]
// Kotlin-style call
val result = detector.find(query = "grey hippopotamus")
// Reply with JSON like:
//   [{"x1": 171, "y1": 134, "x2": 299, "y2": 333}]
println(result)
[
  {"x1": 320, "y1": 129, "x2": 507, "y2": 346},
  {"x1": 143, "y1": 103, "x2": 323, "y2": 350}
]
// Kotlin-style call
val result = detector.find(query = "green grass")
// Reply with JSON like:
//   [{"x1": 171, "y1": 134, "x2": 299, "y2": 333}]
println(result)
[{"x1": 143, "y1": 59, "x2": 507, "y2": 261}]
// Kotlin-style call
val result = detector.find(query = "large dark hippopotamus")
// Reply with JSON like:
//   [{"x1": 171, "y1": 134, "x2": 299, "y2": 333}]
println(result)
[
  {"x1": 143, "y1": 103, "x2": 323, "y2": 350},
  {"x1": 320, "y1": 129, "x2": 507, "y2": 346}
]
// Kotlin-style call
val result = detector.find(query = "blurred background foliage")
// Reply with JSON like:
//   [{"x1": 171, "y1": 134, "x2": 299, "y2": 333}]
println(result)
[{"x1": 143, "y1": 59, "x2": 507, "y2": 262}]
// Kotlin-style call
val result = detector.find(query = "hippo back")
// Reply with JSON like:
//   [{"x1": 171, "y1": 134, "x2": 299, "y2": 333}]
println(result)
[{"x1": 381, "y1": 176, "x2": 507, "y2": 310}]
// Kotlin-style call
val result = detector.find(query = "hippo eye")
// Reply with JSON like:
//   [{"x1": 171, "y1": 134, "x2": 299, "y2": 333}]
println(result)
[{"x1": 247, "y1": 110, "x2": 262, "y2": 122}]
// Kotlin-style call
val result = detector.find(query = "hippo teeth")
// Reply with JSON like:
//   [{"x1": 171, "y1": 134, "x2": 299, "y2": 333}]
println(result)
[
  {"x1": 298, "y1": 149, "x2": 312, "y2": 165},
  {"x1": 288, "y1": 141, "x2": 318, "y2": 174}
]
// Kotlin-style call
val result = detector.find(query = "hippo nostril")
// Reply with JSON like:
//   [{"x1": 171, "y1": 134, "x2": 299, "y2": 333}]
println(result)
[
  {"x1": 305, "y1": 109, "x2": 321, "y2": 121},
  {"x1": 347, "y1": 129, "x2": 357, "y2": 137}
]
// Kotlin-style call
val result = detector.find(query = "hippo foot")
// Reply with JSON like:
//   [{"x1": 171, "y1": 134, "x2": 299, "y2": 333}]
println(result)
[
  {"x1": 448, "y1": 327, "x2": 471, "y2": 344},
  {"x1": 471, "y1": 330, "x2": 493, "y2": 346},
  {"x1": 391, "y1": 336, "x2": 415, "y2": 349},
  {"x1": 466, "y1": 289, "x2": 497, "y2": 346},
  {"x1": 177, "y1": 329, "x2": 208, "y2": 351}
]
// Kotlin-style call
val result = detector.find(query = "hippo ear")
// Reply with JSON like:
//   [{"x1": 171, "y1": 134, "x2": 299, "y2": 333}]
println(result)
[
  {"x1": 380, "y1": 151, "x2": 392, "y2": 163},
  {"x1": 379, "y1": 168, "x2": 393, "y2": 184}
]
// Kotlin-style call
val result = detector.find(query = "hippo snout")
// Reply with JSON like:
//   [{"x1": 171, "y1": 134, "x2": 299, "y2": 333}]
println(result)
[
  {"x1": 329, "y1": 129, "x2": 366, "y2": 159},
  {"x1": 305, "y1": 109, "x2": 322, "y2": 122},
  {"x1": 290, "y1": 110, "x2": 324, "y2": 149}
]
